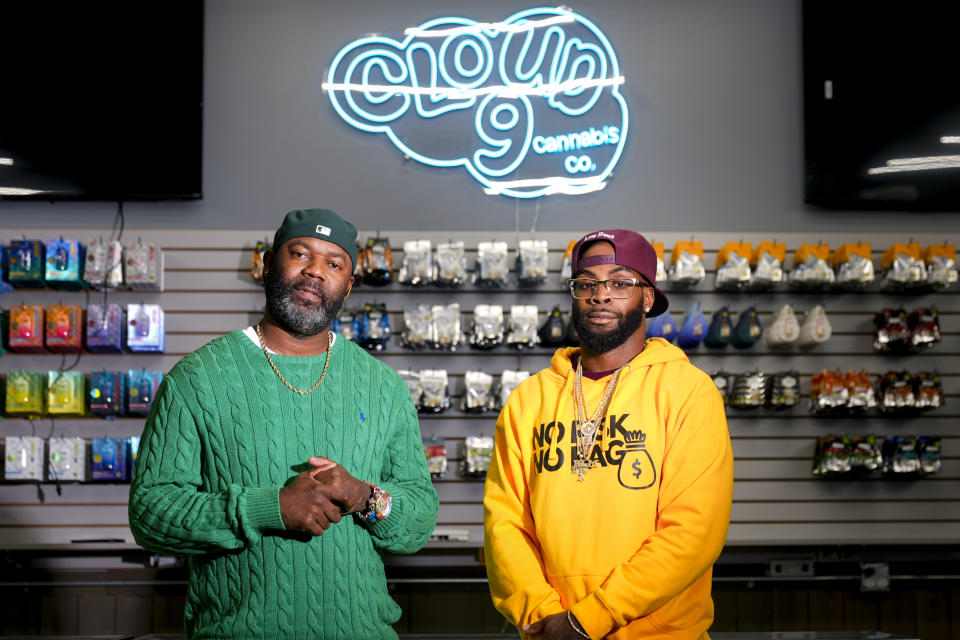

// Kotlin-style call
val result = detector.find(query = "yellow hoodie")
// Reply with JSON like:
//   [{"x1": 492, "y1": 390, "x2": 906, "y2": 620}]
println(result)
[{"x1": 483, "y1": 338, "x2": 733, "y2": 639}]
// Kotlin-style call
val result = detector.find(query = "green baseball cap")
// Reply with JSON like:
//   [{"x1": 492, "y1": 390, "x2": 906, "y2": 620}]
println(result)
[{"x1": 272, "y1": 208, "x2": 359, "y2": 269}]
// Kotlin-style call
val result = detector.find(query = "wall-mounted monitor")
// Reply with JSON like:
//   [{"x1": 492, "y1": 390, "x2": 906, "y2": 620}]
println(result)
[
  {"x1": 803, "y1": 1, "x2": 960, "y2": 210},
  {"x1": 0, "y1": 2, "x2": 203, "y2": 201}
]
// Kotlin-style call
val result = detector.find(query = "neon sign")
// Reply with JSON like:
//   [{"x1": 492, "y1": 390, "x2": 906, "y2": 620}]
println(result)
[{"x1": 323, "y1": 7, "x2": 628, "y2": 198}]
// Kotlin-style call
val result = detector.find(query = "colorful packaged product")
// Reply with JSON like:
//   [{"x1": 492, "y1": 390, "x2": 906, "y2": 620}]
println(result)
[
  {"x1": 45, "y1": 304, "x2": 83, "y2": 353},
  {"x1": 91, "y1": 437, "x2": 129, "y2": 481},
  {"x1": 126, "y1": 304, "x2": 165, "y2": 353},
  {"x1": 8, "y1": 240, "x2": 45, "y2": 287},
  {"x1": 5, "y1": 370, "x2": 45, "y2": 415},
  {"x1": 9, "y1": 305, "x2": 45, "y2": 353},
  {"x1": 86, "y1": 304, "x2": 125, "y2": 353},
  {"x1": 44, "y1": 238, "x2": 86, "y2": 289},
  {"x1": 124, "y1": 240, "x2": 164, "y2": 291},
  {"x1": 126, "y1": 370, "x2": 163, "y2": 416},
  {"x1": 47, "y1": 370, "x2": 86, "y2": 416},
  {"x1": 89, "y1": 371, "x2": 127, "y2": 417},
  {"x1": 48, "y1": 437, "x2": 87, "y2": 481},
  {"x1": 4, "y1": 436, "x2": 45, "y2": 480}
]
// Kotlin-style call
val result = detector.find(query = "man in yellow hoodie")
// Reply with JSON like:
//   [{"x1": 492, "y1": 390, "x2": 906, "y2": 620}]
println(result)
[{"x1": 484, "y1": 229, "x2": 734, "y2": 639}]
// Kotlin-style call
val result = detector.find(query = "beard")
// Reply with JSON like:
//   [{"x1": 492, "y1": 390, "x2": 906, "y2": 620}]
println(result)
[
  {"x1": 571, "y1": 302, "x2": 646, "y2": 353},
  {"x1": 263, "y1": 269, "x2": 349, "y2": 338}
]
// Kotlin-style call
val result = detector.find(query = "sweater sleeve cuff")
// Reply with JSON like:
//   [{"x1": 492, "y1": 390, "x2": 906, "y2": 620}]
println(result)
[
  {"x1": 570, "y1": 592, "x2": 616, "y2": 640},
  {"x1": 244, "y1": 486, "x2": 285, "y2": 531}
]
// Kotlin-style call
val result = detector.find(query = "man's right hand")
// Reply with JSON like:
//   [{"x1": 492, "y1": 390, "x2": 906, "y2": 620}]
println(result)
[{"x1": 278, "y1": 470, "x2": 345, "y2": 535}]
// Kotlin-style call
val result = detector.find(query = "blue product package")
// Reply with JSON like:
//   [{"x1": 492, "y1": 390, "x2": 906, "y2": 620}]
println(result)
[
  {"x1": 91, "y1": 437, "x2": 129, "y2": 481},
  {"x1": 89, "y1": 371, "x2": 126, "y2": 417},
  {"x1": 677, "y1": 303, "x2": 709, "y2": 349}
]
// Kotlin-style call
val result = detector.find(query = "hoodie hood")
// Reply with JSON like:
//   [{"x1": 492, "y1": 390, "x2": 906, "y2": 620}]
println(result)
[{"x1": 549, "y1": 337, "x2": 689, "y2": 380}]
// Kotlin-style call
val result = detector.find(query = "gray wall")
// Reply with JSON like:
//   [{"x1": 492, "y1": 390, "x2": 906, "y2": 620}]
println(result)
[{"x1": 1, "y1": 0, "x2": 959, "y2": 233}]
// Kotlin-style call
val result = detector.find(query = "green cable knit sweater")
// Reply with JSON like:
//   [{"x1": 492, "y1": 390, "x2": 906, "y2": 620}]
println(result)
[{"x1": 129, "y1": 330, "x2": 439, "y2": 640}]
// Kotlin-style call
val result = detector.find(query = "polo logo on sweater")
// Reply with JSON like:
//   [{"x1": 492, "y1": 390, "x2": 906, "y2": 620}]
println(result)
[
  {"x1": 530, "y1": 413, "x2": 656, "y2": 490},
  {"x1": 315, "y1": 225, "x2": 332, "y2": 236}
]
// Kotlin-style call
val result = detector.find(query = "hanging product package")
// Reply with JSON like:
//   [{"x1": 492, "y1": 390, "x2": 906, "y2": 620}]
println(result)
[
  {"x1": 506, "y1": 305, "x2": 540, "y2": 350},
  {"x1": 732, "y1": 306, "x2": 763, "y2": 348},
  {"x1": 434, "y1": 240, "x2": 467, "y2": 287},
  {"x1": 912, "y1": 371, "x2": 944, "y2": 411},
  {"x1": 832, "y1": 242, "x2": 874, "y2": 289},
  {"x1": 398, "y1": 239, "x2": 433, "y2": 286},
  {"x1": 48, "y1": 437, "x2": 86, "y2": 481},
  {"x1": 750, "y1": 241, "x2": 785, "y2": 290},
  {"x1": 711, "y1": 371, "x2": 731, "y2": 403},
  {"x1": 714, "y1": 241, "x2": 753, "y2": 290},
  {"x1": 361, "y1": 236, "x2": 394, "y2": 286},
  {"x1": 646, "y1": 312, "x2": 677, "y2": 343},
  {"x1": 515, "y1": 239, "x2": 549, "y2": 286},
  {"x1": 89, "y1": 371, "x2": 127, "y2": 417},
  {"x1": 537, "y1": 306, "x2": 567, "y2": 346},
  {"x1": 359, "y1": 303, "x2": 391, "y2": 351},
  {"x1": 676, "y1": 302, "x2": 708, "y2": 349},
  {"x1": 461, "y1": 435, "x2": 495, "y2": 478},
  {"x1": 872, "y1": 308, "x2": 910, "y2": 353},
  {"x1": 418, "y1": 369, "x2": 450, "y2": 413},
  {"x1": 728, "y1": 371, "x2": 767, "y2": 409},
  {"x1": 423, "y1": 435, "x2": 448, "y2": 480},
  {"x1": 797, "y1": 304, "x2": 832, "y2": 348},
  {"x1": 47, "y1": 370, "x2": 86, "y2": 416},
  {"x1": 127, "y1": 370, "x2": 164, "y2": 416},
  {"x1": 333, "y1": 308, "x2": 360, "y2": 342},
  {"x1": 250, "y1": 240, "x2": 266, "y2": 283},
  {"x1": 469, "y1": 304, "x2": 504, "y2": 350},
  {"x1": 496, "y1": 370, "x2": 530, "y2": 410},
  {"x1": 907, "y1": 307, "x2": 941, "y2": 351},
  {"x1": 400, "y1": 305, "x2": 432, "y2": 349},
  {"x1": 430, "y1": 303, "x2": 463, "y2": 351},
  {"x1": 767, "y1": 371, "x2": 800, "y2": 410},
  {"x1": 127, "y1": 304, "x2": 166, "y2": 353},
  {"x1": 651, "y1": 241, "x2": 668, "y2": 283},
  {"x1": 4, "y1": 436, "x2": 44, "y2": 480},
  {"x1": 91, "y1": 437, "x2": 129, "y2": 481},
  {"x1": 461, "y1": 370, "x2": 495, "y2": 413},
  {"x1": 704, "y1": 307, "x2": 735, "y2": 348},
  {"x1": 559, "y1": 239, "x2": 577, "y2": 280},
  {"x1": 766, "y1": 303, "x2": 800, "y2": 347},
  {"x1": 668, "y1": 240, "x2": 705, "y2": 286},
  {"x1": 5, "y1": 370, "x2": 46, "y2": 416},
  {"x1": 788, "y1": 244, "x2": 834, "y2": 288},
  {"x1": 474, "y1": 241, "x2": 509, "y2": 288},
  {"x1": 124, "y1": 239, "x2": 164, "y2": 291},
  {"x1": 398, "y1": 370, "x2": 423, "y2": 407},
  {"x1": 921, "y1": 243, "x2": 957, "y2": 289},
  {"x1": 44, "y1": 238, "x2": 86, "y2": 289},
  {"x1": 8, "y1": 239, "x2": 45, "y2": 287},
  {"x1": 880, "y1": 242, "x2": 926, "y2": 291},
  {"x1": 86, "y1": 304, "x2": 125, "y2": 353},
  {"x1": 9, "y1": 304, "x2": 45, "y2": 353},
  {"x1": 45, "y1": 304, "x2": 83, "y2": 353}
]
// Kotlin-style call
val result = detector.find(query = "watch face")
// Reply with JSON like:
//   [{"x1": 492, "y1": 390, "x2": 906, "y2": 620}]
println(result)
[{"x1": 375, "y1": 493, "x2": 392, "y2": 519}]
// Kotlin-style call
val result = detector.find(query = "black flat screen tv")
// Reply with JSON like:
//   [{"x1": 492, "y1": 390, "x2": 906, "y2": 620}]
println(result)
[
  {"x1": 803, "y1": 1, "x2": 960, "y2": 210},
  {"x1": 0, "y1": 2, "x2": 203, "y2": 201}
]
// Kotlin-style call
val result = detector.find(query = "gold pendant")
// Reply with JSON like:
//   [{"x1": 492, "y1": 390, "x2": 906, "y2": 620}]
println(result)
[{"x1": 572, "y1": 458, "x2": 595, "y2": 482}]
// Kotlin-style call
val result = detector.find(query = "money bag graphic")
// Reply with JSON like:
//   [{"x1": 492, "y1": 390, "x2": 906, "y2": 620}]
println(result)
[{"x1": 617, "y1": 426, "x2": 656, "y2": 490}]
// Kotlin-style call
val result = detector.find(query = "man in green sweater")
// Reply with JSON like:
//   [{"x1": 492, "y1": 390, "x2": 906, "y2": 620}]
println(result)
[{"x1": 129, "y1": 208, "x2": 439, "y2": 639}]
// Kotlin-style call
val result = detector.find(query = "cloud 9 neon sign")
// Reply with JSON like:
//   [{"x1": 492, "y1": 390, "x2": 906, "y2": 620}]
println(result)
[{"x1": 323, "y1": 7, "x2": 628, "y2": 198}]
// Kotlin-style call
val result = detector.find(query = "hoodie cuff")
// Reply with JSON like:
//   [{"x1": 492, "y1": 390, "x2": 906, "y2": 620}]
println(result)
[{"x1": 570, "y1": 592, "x2": 616, "y2": 640}]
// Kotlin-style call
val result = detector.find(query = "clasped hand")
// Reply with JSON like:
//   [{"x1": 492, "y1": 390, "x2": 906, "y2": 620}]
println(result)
[{"x1": 278, "y1": 456, "x2": 370, "y2": 536}]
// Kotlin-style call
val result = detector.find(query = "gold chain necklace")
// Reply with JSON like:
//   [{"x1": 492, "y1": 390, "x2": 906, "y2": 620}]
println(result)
[
  {"x1": 255, "y1": 322, "x2": 332, "y2": 395},
  {"x1": 572, "y1": 357, "x2": 626, "y2": 482}
]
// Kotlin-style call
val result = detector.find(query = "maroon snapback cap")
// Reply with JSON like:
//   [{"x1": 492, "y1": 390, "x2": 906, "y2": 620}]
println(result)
[{"x1": 571, "y1": 229, "x2": 669, "y2": 317}]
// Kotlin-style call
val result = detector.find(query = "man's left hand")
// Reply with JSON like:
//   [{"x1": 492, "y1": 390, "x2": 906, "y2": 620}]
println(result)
[
  {"x1": 522, "y1": 611, "x2": 585, "y2": 639},
  {"x1": 307, "y1": 456, "x2": 371, "y2": 514}
]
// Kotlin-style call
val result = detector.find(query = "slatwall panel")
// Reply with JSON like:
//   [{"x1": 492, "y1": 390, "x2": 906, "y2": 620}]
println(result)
[{"x1": 0, "y1": 228, "x2": 957, "y2": 550}]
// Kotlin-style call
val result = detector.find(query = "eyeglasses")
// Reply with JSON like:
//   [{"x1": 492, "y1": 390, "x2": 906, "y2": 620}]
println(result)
[{"x1": 566, "y1": 277, "x2": 645, "y2": 299}]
